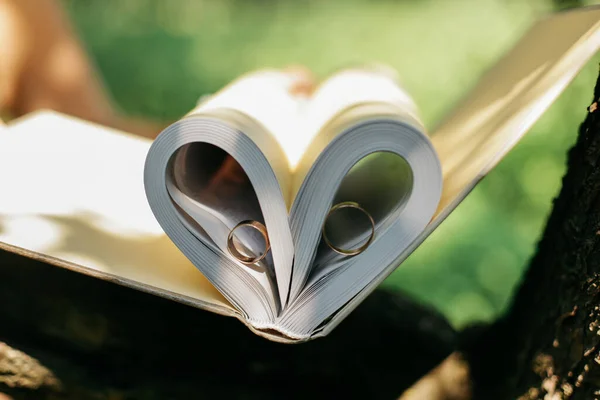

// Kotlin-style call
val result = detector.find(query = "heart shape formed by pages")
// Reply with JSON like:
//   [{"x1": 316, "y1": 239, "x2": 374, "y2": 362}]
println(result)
[{"x1": 144, "y1": 68, "x2": 442, "y2": 340}]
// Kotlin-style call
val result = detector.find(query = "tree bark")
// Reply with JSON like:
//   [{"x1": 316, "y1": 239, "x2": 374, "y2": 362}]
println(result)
[
  {"x1": 463, "y1": 68, "x2": 600, "y2": 399},
  {"x1": 0, "y1": 248, "x2": 455, "y2": 400}
]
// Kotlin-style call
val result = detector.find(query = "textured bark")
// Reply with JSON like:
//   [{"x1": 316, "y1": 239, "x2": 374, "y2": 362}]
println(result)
[
  {"x1": 463, "y1": 69, "x2": 600, "y2": 399},
  {"x1": 0, "y1": 249, "x2": 455, "y2": 400}
]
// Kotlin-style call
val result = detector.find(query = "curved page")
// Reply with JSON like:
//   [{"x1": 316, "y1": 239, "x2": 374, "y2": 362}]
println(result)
[
  {"x1": 281, "y1": 104, "x2": 442, "y2": 337},
  {"x1": 287, "y1": 70, "x2": 443, "y2": 307},
  {"x1": 144, "y1": 71, "x2": 300, "y2": 324}
]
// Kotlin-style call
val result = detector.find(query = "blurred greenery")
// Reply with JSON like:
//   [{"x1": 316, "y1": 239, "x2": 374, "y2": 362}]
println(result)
[{"x1": 62, "y1": 0, "x2": 600, "y2": 329}]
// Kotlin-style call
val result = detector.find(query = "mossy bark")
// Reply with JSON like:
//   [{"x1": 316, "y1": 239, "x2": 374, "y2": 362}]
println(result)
[{"x1": 463, "y1": 69, "x2": 600, "y2": 400}]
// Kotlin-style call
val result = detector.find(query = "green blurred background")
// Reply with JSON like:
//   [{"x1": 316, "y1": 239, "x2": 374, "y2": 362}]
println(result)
[{"x1": 62, "y1": 0, "x2": 600, "y2": 329}]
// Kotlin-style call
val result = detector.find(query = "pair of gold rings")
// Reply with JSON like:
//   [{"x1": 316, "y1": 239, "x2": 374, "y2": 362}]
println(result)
[{"x1": 227, "y1": 201, "x2": 375, "y2": 265}]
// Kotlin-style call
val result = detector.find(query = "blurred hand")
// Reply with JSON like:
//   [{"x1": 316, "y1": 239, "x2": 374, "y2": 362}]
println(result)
[
  {"x1": 285, "y1": 65, "x2": 317, "y2": 96},
  {"x1": 0, "y1": 0, "x2": 165, "y2": 138}
]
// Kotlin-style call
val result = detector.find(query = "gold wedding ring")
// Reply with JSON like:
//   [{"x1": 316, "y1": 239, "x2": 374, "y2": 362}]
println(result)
[
  {"x1": 322, "y1": 201, "x2": 375, "y2": 256},
  {"x1": 227, "y1": 220, "x2": 271, "y2": 265}
]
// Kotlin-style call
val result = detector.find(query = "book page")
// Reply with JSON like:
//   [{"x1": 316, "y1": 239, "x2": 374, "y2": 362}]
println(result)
[
  {"x1": 167, "y1": 142, "x2": 268, "y2": 259},
  {"x1": 291, "y1": 67, "x2": 424, "y2": 202},
  {"x1": 431, "y1": 5, "x2": 600, "y2": 220},
  {"x1": 192, "y1": 69, "x2": 307, "y2": 207},
  {"x1": 285, "y1": 70, "x2": 441, "y2": 305},
  {"x1": 0, "y1": 111, "x2": 234, "y2": 315},
  {"x1": 159, "y1": 72, "x2": 298, "y2": 309}
]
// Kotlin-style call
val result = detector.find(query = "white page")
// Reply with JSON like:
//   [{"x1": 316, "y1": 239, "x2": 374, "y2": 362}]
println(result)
[
  {"x1": 286, "y1": 69, "x2": 441, "y2": 304},
  {"x1": 0, "y1": 112, "x2": 234, "y2": 316},
  {"x1": 151, "y1": 70, "x2": 298, "y2": 312}
]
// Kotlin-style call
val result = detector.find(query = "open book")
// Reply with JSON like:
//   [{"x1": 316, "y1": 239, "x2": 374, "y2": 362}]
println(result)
[
  {"x1": 0, "y1": 6, "x2": 599, "y2": 342},
  {"x1": 143, "y1": 65, "x2": 444, "y2": 339}
]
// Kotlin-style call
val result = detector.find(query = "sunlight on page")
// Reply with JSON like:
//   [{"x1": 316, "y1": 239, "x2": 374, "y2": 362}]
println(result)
[
  {"x1": 0, "y1": 214, "x2": 63, "y2": 250},
  {"x1": 431, "y1": 7, "x2": 600, "y2": 219},
  {"x1": 0, "y1": 112, "x2": 232, "y2": 313},
  {"x1": 195, "y1": 70, "x2": 309, "y2": 170}
]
